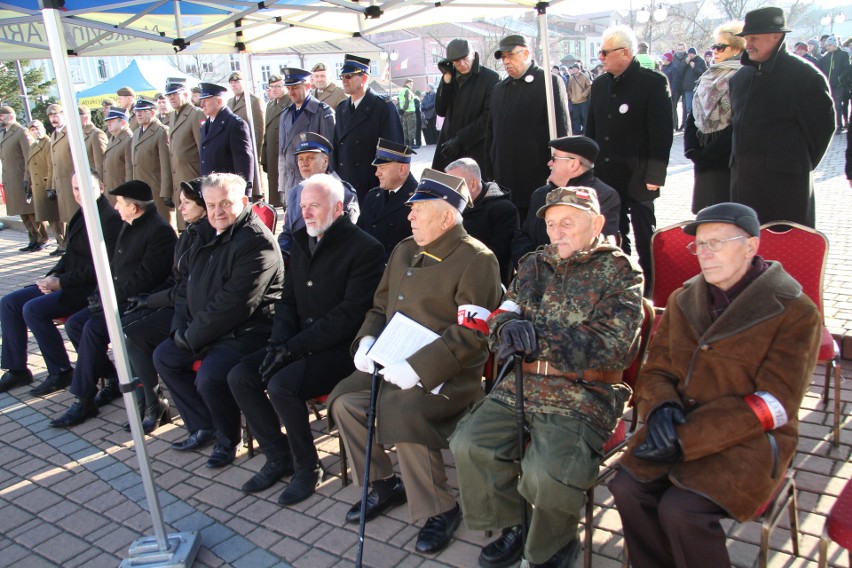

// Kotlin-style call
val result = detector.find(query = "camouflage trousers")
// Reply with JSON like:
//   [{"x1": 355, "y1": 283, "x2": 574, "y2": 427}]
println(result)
[
  {"x1": 401, "y1": 111, "x2": 418, "y2": 147},
  {"x1": 449, "y1": 397, "x2": 605, "y2": 564}
]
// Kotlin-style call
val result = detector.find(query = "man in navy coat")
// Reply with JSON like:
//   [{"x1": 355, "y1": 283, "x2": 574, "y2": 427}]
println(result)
[
  {"x1": 357, "y1": 138, "x2": 417, "y2": 259},
  {"x1": 199, "y1": 82, "x2": 255, "y2": 195},
  {"x1": 332, "y1": 54, "x2": 404, "y2": 201}
]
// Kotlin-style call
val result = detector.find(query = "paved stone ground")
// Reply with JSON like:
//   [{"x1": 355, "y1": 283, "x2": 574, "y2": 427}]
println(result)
[{"x1": 0, "y1": 136, "x2": 849, "y2": 567}]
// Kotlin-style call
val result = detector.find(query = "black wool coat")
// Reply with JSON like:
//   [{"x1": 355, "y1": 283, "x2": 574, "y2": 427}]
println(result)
[
  {"x1": 200, "y1": 106, "x2": 255, "y2": 191},
  {"x1": 47, "y1": 195, "x2": 124, "y2": 308},
  {"x1": 586, "y1": 58, "x2": 673, "y2": 202},
  {"x1": 432, "y1": 54, "x2": 501, "y2": 173},
  {"x1": 272, "y1": 216, "x2": 385, "y2": 358},
  {"x1": 729, "y1": 41, "x2": 834, "y2": 227},
  {"x1": 357, "y1": 172, "x2": 417, "y2": 260},
  {"x1": 332, "y1": 88, "x2": 404, "y2": 201},
  {"x1": 461, "y1": 181, "x2": 519, "y2": 284}
]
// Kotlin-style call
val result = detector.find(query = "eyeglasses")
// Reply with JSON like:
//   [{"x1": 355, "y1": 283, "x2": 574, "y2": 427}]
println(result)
[
  {"x1": 599, "y1": 46, "x2": 626, "y2": 57},
  {"x1": 686, "y1": 235, "x2": 746, "y2": 255},
  {"x1": 550, "y1": 154, "x2": 576, "y2": 162},
  {"x1": 500, "y1": 49, "x2": 525, "y2": 60},
  {"x1": 339, "y1": 72, "x2": 364, "y2": 80},
  {"x1": 711, "y1": 44, "x2": 730, "y2": 51}
]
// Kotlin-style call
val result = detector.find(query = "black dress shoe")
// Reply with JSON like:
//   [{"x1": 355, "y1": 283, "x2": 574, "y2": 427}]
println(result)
[
  {"x1": 95, "y1": 378, "x2": 122, "y2": 407},
  {"x1": 122, "y1": 398, "x2": 173, "y2": 434},
  {"x1": 206, "y1": 443, "x2": 236, "y2": 469},
  {"x1": 19, "y1": 242, "x2": 36, "y2": 252},
  {"x1": 479, "y1": 525, "x2": 524, "y2": 568},
  {"x1": 49, "y1": 397, "x2": 98, "y2": 428},
  {"x1": 30, "y1": 242, "x2": 48, "y2": 252},
  {"x1": 415, "y1": 502, "x2": 462, "y2": 554},
  {"x1": 528, "y1": 539, "x2": 581, "y2": 568},
  {"x1": 278, "y1": 466, "x2": 320, "y2": 505},
  {"x1": 0, "y1": 370, "x2": 33, "y2": 393},
  {"x1": 345, "y1": 475, "x2": 407, "y2": 523},
  {"x1": 29, "y1": 369, "x2": 72, "y2": 396},
  {"x1": 241, "y1": 454, "x2": 295, "y2": 493},
  {"x1": 49, "y1": 247, "x2": 65, "y2": 257},
  {"x1": 171, "y1": 429, "x2": 215, "y2": 451}
]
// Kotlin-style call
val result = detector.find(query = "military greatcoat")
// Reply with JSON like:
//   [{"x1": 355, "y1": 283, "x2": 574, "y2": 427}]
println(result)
[
  {"x1": 168, "y1": 102, "x2": 204, "y2": 228},
  {"x1": 26, "y1": 135, "x2": 58, "y2": 222},
  {"x1": 131, "y1": 118, "x2": 173, "y2": 225},
  {"x1": 1, "y1": 122, "x2": 34, "y2": 216},
  {"x1": 83, "y1": 123, "x2": 107, "y2": 180},
  {"x1": 261, "y1": 94, "x2": 290, "y2": 206},
  {"x1": 50, "y1": 126, "x2": 79, "y2": 222},
  {"x1": 102, "y1": 126, "x2": 132, "y2": 200}
]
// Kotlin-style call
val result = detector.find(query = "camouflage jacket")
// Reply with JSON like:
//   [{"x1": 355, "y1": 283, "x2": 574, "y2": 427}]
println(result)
[{"x1": 488, "y1": 237, "x2": 644, "y2": 436}]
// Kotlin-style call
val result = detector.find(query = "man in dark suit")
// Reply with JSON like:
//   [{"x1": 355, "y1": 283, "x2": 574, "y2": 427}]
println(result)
[
  {"x1": 332, "y1": 54, "x2": 404, "y2": 201},
  {"x1": 357, "y1": 138, "x2": 418, "y2": 259},
  {"x1": 228, "y1": 173, "x2": 385, "y2": 505},
  {"x1": 0, "y1": 171, "x2": 123, "y2": 395},
  {"x1": 49, "y1": 179, "x2": 176, "y2": 428},
  {"x1": 586, "y1": 25, "x2": 674, "y2": 294},
  {"x1": 154, "y1": 173, "x2": 283, "y2": 469},
  {"x1": 198, "y1": 82, "x2": 255, "y2": 195}
]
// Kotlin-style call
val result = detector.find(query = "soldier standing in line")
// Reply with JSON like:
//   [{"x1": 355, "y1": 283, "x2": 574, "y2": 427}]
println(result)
[
  {"x1": 164, "y1": 77, "x2": 204, "y2": 229},
  {"x1": 101, "y1": 109, "x2": 133, "y2": 200},
  {"x1": 131, "y1": 98, "x2": 174, "y2": 226}
]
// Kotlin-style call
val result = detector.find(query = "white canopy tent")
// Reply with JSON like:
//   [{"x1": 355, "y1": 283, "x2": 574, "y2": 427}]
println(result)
[{"x1": 25, "y1": 1, "x2": 571, "y2": 565}]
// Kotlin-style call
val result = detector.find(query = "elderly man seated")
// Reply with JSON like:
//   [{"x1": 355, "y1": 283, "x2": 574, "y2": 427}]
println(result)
[
  {"x1": 154, "y1": 173, "x2": 283, "y2": 469},
  {"x1": 450, "y1": 186, "x2": 643, "y2": 568},
  {"x1": 228, "y1": 174, "x2": 384, "y2": 505},
  {"x1": 610, "y1": 203, "x2": 822, "y2": 567},
  {"x1": 329, "y1": 169, "x2": 502, "y2": 555}
]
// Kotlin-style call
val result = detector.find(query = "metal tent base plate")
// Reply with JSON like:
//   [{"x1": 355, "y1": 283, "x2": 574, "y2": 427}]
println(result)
[{"x1": 119, "y1": 531, "x2": 201, "y2": 567}]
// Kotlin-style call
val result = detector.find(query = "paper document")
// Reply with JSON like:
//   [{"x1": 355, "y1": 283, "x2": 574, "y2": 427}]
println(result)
[{"x1": 368, "y1": 312, "x2": 444, "y2": 394}]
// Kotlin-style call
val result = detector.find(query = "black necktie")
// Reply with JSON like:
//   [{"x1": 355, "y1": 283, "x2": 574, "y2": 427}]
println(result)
[{"x1": 349, "y1": 100, "x2": 355, "y2": 113}]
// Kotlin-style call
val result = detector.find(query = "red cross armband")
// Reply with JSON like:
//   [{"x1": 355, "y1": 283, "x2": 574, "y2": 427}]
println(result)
[
  {"x1": 487, "y1": 300, "x2": 521, "y2": 321},
  {"x1": 457, "y1": 304, "x2": 490, "y2": 335},
  {"x1": 743, "y1": 391, "x2": 788, "y2": 431}
]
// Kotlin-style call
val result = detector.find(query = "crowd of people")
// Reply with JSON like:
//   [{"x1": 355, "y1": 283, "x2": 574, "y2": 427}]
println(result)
[{"x1": 0, "y1": 6, "x2": 834, "y2": 566}]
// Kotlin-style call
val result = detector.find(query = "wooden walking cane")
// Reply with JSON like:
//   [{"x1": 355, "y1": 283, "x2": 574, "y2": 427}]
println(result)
[
  {"x1": 514, "y1": 353, "x2": 529, "y2": 547},
  {"x1": 355, "y1": 365, "x2": 381, "y2": 567}
]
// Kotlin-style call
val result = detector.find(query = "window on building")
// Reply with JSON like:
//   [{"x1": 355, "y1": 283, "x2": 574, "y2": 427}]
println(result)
[
  {"x1": 69, "y1": 62, "x2": 83, "y2": 83},
  {"x1": 186, "y1": 63, "x2": 199, "y2": 75},
  {"x1": 202, "y1": 62, "x2": 214, "y2": 74},
  {"x1": 230, "y1": 55, "x2": 241, "y2": 72},
  {"x1": 261, "y1": 65, "x2": 272, "y2": 84},
  {"x1": 97, "y1": 59, "x2": 109, "y2": 80}
]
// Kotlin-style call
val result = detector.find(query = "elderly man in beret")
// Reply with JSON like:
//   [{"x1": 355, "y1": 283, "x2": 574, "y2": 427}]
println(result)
[
  {"x1": 512, "y1": 135, "x2": 620, "y2": 267},
  {"x1": 277, "y1": 67, "x2": 336, "y2": 198},
  {"x1": 357, "y1": 138, "x2": 419, "y2": 259},
  {"x1": 610, "y1": 202, "x2": 822, "y2": 567},
  {"x1": 329, "y1": 169, "x2": 502, "y2": 554},
  {"x1": 49, "y1": 179, "x2": 176, "y2": 428},
  {"x1": 199, "y1": 83, "x2": 255, "y2": 195},
  {"x1": 262, "y1": 74, "x2": 291, "y2": 207},
  {"x1": 278, "y1": 132, "x2": 359, "y2": 257},
  {"x1": 451, "y1": 186, "x2": 643, "y2": 568},
  {"x1": 310, "y1": 62, "x2": 347, "y2": 110},
  {"x1": 154, "y1": 173, "x2": 283, "y2": 468},
  {"x1": 729, "y1": 7, "x2": 834, "y2": 227},
  {"x1": 1, "y1": 171, "x2": 123, "y2": 396},
  {"x1": 432, "y1": 38, "x2": 500, "y2": 173}
]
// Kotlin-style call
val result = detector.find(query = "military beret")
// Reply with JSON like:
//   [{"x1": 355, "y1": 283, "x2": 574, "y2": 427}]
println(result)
[
  {"x1": 101, "y1": 98, "x2": 116, "y2": 107},
  {"x1": 228, "y1": 71, "x2": 243, "y2": 82},
  {"x1": 77, "y1": 106, "x2": 91, "y2": 116},
  {"x1": 198, "y1": 82, "x2": 227, "y2": 99},
  {"x1": 104, "y1": 108, "x2": 129, "y2": 122},
  {"x1": 549, "y1": 135, "x2": 599, "y2": 164},
  {"x1": 282, "y1": 67, "x2": 311, "y2": 86},
  {"x1": 110, "y1": 179, "x2": 153, "y2": 202},
  {"x1": 537, "y1": 186, "x2": 601, "y2": 218},
  {"x1": 311, "y1": 63, "x2": 327, "y2": 72},
  {"x1": 0, "y1": 106, "x2": 15, "y2": 115},
  {"x1": 683, "y1": 202, "x2": 760, "y2": 237},
  {"x1": 27, "y1": 119, "x2": 44, "y2": 129},
  {"x1": 294, "y1": 132, "x2": 332, "y2": 155},
  {"x1": 268, "y1": 74, "x2": 283, "y2": 85},
  {"x1": 116, "y1": 86, "x2": 135, "y2": 97},
  {"x1": 46, "y1": 104, "x2": 63, "y2": 115},
  {"x1": 446, "y1": 38, "x2": 470, "y2": 61},
  {"x1": 341, "y1": 54, "x2": 370, "y2": 75},
  {"x1": 494, "y1": 35, "x2": 528, "y2": 59},
  {"x1": 372, "y1": 137, "x2": 415, "y2": 165},
  {"x1": 133, "y1": 98, "x2": 156, "y2": 111},
  {"x1": 406, "y1": 168, "x2": 471, "y2": 213}
]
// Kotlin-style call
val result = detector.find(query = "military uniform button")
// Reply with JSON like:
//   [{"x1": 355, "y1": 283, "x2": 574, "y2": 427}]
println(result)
[{"x1": 306, "y1": 280, "x2": 313, "y2": 287}]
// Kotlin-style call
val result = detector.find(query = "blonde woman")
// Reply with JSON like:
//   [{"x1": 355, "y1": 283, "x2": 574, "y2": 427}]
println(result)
[{"x1": 684, "y1": 21, "x2": 744, "y2": 212}]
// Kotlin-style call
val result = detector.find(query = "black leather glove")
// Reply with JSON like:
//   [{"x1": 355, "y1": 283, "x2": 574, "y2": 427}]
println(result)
[
  {"x1": 25, "y1": 190, "x2": 33, "y2": 204},
  {"x1": 163, "y1": 197, "x2": 175, "y2": 208},
  {"x1": 258, "y1": 343, "x2": 293, "y2": 383},
  {"x1": 87, "y1": 293, "x2": 103, "y2": 315},
  {"x1": 246, "y1": 181, "x2": 253, "y2": 194},
  {"x1": 437, "y1": 59, "x2": 453, "y2": 75},
  {"x1": 173, "y1": 328, "x2": 192, "y2": 352},
  {"x1": 440, "y1": 137, "x2": 461, "y2": 160},
  {"x1": 495, "y1": 319, "x2": 537, "y2": 364},
  {"x1": 634, "y1": 403, "x2": 686, "y2": 461},
  {"x1": 46, "y1": 189, "x2": 57, "y2": 201},
  {"x1": 124, "y1": 294, "x2": 150, "y2": 314}
]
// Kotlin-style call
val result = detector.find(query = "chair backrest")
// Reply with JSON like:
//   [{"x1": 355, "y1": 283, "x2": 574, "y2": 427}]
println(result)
[
  {"x1": 252, "y1": 200, "x2": 278, "y2": 234},
  {"x1": 757, "y1": 222, "x2": 828, "y2": 316},
  {"x1": 624, "y1": 298, "x2": 655, "y2": 433},
  {"x1": 650, "y1": 221, "x2": 700, "y2": 309}
]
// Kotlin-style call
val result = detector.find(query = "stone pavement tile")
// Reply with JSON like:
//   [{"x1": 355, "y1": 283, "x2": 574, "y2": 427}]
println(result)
[
  {"x1": 0, "y1": 444, "x2": 26, "y2": 464},
  {"x1": 245, "y1": 526, "x2": 282, "y2": 550},
  {"x1": 199, "y1": 520, "x2": 236, "y2": 549},
  {"x1": 171, "y1": 511, "x2": 215, "y2": 533},
  {"x1": 195, "y1": 482, "x2": 246, "y2": 509},
  {"x1": 269, "y1": 536, "x2": 311, "y2": 563},
  {"x1": 204, "y1": 504, "x2": 234, "y2": 525},
  {"x1": 0, "y1": 503, "x2": 35, "y2": 534},
  {"x1": 56, "y1": 507, "x2": 111, "y2": 538},
  {"x1": 13, "y1": 486, "x2": 64, "y2": 514},
  {"x1": 124, "y1": 510, "x2": 159, "y2": 533},
  {"x1": 194, "y1": 545, "x2": 228, "y2": 567},
  {"x1": 8, "y1": 454, "x2": 51, "y2": 478},
  {"x1": 0, "y1": 538, "x2": 39, "y2": 566},
  {"x1": 5, "y1": 555, "x2": 57, "y2": 568},
  {"x1": 102, "y1": 497, "x2": 144, "y2": 524},
  {"x1": 65, "y1": 549, "x2": 121, "y2": 568},
  {"x1": 66, "y1": 478, "x2": 113, "y2": 505},
  {"x1": 210, "y1": 533, "x2": 257, "y2": 563},
  {"x1": 225, "y1": 515, "x2": 258, "y2": 539},
  {"x1": 426, "y1": 537, "x2": 481, "y2": 567},
  {"x1": 162, "y1": 499, "x2": 196, "y2": 524},
  {"x1": 288, "y1": 546, "x2": 339, "y2": 568},
  {"x1": 265, "y1": 505, "x2": 321, "y2": 539},
  {"x1": 232, "y1": 548, "x2": 282, "y2": 568},
  {"x1": 337, "y1": 534, "x2": 409, "y2": 567},
  {"x1": 170, "y1": 480, "x2": 206, "y2": 501},
  {"x1": 8, "y1": 518, "x2": 63, "y2": 548},
  {"x1": 235, "y1": 495, "x2": 282, "y2": 524},
  {"x1": 37, "y1": 531, "x2": 91, "y2": 565},
  {"x1": 315, "y1": 499, "x2": 353, "y2": 529},
  {"x1": 387, "y1": 523, "x2": 420, "y2": 549}
]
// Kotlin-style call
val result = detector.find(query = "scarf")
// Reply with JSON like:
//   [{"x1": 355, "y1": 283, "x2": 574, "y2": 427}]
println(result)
[{"x1": 692, "y1": 56, "x2": 742, "y2": 135}]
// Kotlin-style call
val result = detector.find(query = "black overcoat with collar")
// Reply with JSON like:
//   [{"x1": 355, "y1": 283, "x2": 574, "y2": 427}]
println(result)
[
  {"x1": 356, "y1": 172, "x2": 417, "y2": 260},
  {"x1": 200, "y1": 105, "x2": 255, "y2": 192},
  {"x1": 331, "y1": 88, "x2": 404, "y2": 201}
]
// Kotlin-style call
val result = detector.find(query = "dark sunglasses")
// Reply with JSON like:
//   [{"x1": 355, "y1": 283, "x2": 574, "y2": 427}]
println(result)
[{"x1": 711, "y1": 44, "x2": 730, "y2": 51}]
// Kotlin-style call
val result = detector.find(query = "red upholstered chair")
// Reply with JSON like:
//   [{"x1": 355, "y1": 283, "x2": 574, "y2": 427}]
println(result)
[
  {"x1": 757, "y1": 222, "x2": 843, "y2": 447},
  {"x1": 649, "y1": 221, "x2": 701, "y2": 310},
  {"x1": 582, "y1": 298, "x2": 654, "y2": 568},
  {"x1": 252, "y1": 200, "x2": 278, "y2": 233},
  {"x1": 819, "y1": 477, "x2": 852, "y2": 567}
]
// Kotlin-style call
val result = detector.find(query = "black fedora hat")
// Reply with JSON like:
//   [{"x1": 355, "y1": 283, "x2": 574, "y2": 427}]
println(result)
[{"x1": 738, "y1": 7, "x2": 791, "y2": 36}]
